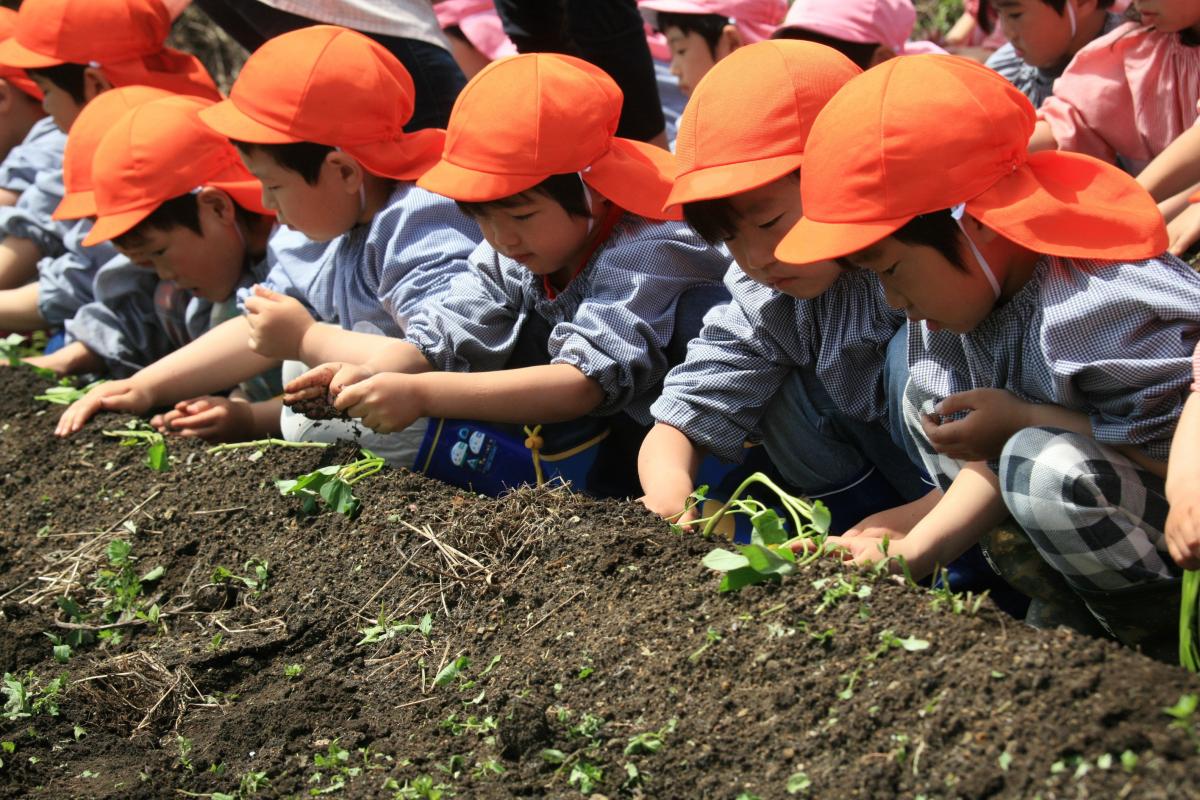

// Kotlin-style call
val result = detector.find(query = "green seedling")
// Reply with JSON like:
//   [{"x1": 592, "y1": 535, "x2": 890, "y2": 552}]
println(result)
[
  {"x1": 357, "y1": 608, "x2": 429, "y2": 646},
  {"x1": 1179, "y1": 569, "x2": 1199, "y2": 672},
  {"x1": 207, "y1": 438, "x2": 331, "y2": 455},
  {"x1": 440, "y1": 713, "x2": 496, "y2": 736},
  {"x1": 687, "y1": 627, "x2": 722, "y2": 663},
  {"x1": 568, "y1": 761, "x2": 603, "y2": 794},
  {"x1": 35, "y1": 379, "x2": 107, "y2": 405},
  {"x1": 0, "y1": 740, "x2": 14, "y2": 769},
  {"x1": 1164, "y1": 693, "x2": 1200, "y2": 751},
  {"x1": 176, "y1": 735, "x2": 195, "y2": 772},
  {"x1": 211, "y1": 559, "x2": 270, "y2": 596},
  {"x1": 390, "y1": 775, "x2": 449, "y2": 800},
  {"x1": 1, "y1": 671, "x2": 66, "y2": 720},
  {"x1": 285, "y1": 664, "x2": 304, "y2": 679},
  {"x1": 786, "y1": 771, "x2": 812, "y2": 795},
  {"x1": 91, "y1": 539, "x2": 165, "y2": 626},
  {"x1": 275, "y1": 449, "x2": 384, "y2": 519},
  {"x1": 697, "y1": 473, "x2": 831, "y2": 592},
  {"x1": 103, "y1": 421, "x2": 169, "y2": 472},
  {"x1": 568, "y1": 712, "x2": 605, "y2": 740},
  {"x1": 0, "y1": 333, "x2": 27, "y2": 365},
  {"x1": 434, "y1": 656, "x2": 471, "y2": 688},
  {"x1": 472, "y1": 758, "x2": 505, "y2": 779},
  {"x1": 929, "y1": 571, "x2": 989, "y2": 615},
  {"x1": 813, "y1": 575, "x2": 871, "y2": 613},
  {"x1": 624, "y1": 718, "x2": 677, "y2": 756}
]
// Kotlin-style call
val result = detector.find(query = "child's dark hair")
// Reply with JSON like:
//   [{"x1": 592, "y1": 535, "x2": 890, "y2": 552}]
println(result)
[
  {"x1": 888, "y1": 210, "x2": 968, "y2": 270},
  {"x1": 656, "y1": 12, "x2": 731, "y2": 57},
  {"x1": 771, "y1": 27, "x2": 880, "y2": 70},
  {"x1": 26, "y1": 63, "x2": 88, "y2": 104},
  {"x1": 456, "y1": 173, "x2": 591, "y2": 218},
  {"x1": 230, "y1": 140, "x2": 336, "y2": 185},
  {"x1": 111, "y1": 192, "x2": 259, "y2": 250},
  {"x1": 682, "y1": 172, "x2": 799, "y2": 245},
  {"x1": 975, "y1": 0, "x2": 1116, "y2": 35}
]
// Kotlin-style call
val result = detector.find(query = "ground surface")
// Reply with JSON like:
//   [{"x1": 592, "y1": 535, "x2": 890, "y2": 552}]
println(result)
[{"x1": 0, "y1": 369, "x2": 1197, "y2": 800}]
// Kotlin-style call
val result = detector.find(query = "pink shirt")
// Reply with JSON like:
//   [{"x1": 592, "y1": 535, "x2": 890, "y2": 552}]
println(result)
[
  {"x1": 1038, "y1": 22, "x2": 1200, "y2": 173},
  {"x1": 1193, "y1": 339, "x2": 1200, "y2": 392}
]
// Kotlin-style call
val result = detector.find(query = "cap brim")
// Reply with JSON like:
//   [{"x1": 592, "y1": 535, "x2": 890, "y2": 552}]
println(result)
[
  {"x1": 0, "y1": 37, "x2": 64, "y2": 69},
  {"x1": 198, "y1": 98, "x2": 300, "y2": 145},
  {"x1": 969, "y1": 152, "x2": 1167, "y2": 261},
  {"x1": 210, "y1": 177, "x2": 270, "y2": 217},
  {"x1": 664, "y1": 152, "x2": 804, "y2": 215},
  {"x1": 775, "y1": 214, "x2": 911, "y2": 265},
  {"x1": 350, "y1": 128, "x2": 446, "y2": 182},
  {"x1": 585, "y1": 138, "x2": 681, "y2": 220},
  {"x1": 52, "y1": 190, "x2": 96, "y2": 221},
  {"x1": 418, "y1": 156, "x2": 547, "y2": 202},
  {"x1": 83, "y1": 206, "x2": 155, "y2": 247}
]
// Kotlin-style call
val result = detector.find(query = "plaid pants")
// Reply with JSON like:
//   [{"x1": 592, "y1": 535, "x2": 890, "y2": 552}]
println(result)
[{"x1": 903, "y1": 384, "x2": 1176, "y2": 592}]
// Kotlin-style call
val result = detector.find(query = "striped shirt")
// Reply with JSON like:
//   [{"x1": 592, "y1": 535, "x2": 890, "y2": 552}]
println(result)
[
  {"x1": 907, "y1": 254, "x2": 1200, "y2": 462},
  {"x1": 0, "y1": 117, "x2": 66, "y2": 195},
  {"x1": 985, "y1": 12, "x2": 1123, "y2": 109},
  {"x1": 1038, "y1": 22, "x2": 1200, "y2": 172},
  {"x1": 239, "y1": 183, "x2": 480, "y2": 337},
  {"x1": 651, "y1": 268, "x2": 906, "y2": 463},
  {"x1": 405, "y1": 213, "x2": 733, "y2": 425}
]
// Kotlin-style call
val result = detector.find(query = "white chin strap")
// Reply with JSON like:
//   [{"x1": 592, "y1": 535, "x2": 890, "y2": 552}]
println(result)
[
  {"x1": 950, "y1": 203, "x2": 1001, "y2": 299},
  {"x1": 1067, "y1": 1, "x2": 1077, "y2": 38},
  {"x1": 578, "y1": 170, "x2": 596, "y2": 234}
]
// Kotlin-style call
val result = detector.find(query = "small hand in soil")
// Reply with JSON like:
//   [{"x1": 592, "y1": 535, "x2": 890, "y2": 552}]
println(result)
[
  {"x1": 287, "y1": 393, "x2": 349, "y2": 421},
  {"x1": 283, "y1": 365, "x2": 349, "y2": 420}
]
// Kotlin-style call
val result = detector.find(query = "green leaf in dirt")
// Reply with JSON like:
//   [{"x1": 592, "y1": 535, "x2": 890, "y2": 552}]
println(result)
[
  {"x1": 568, "y1": 762, "x2": 602, "y2": 794},
  {"x1": 140, "y1": 566, "x2": 165, "y2": 583},
  {"x1": 898, "y1": 636, "x2": 930, "y2": 652},
  {"x1": 786, "y1": 771, "x2": 812, "y2": 795},
  {"x1": 434, "y1": 656, "x2": 470, "y2": 687},
  {"x1": 540, "y1": 749, "x2": 566, "y2": 765},
  {"x1": 144, "y1": 440, "x2": 168, "y2": 472},
  {"x1": 701, "y1": 549, "x2": 749, "y2": 572},
  {"x1": 34, "y1": 380, "x2": 107, "y2": 405},
  {"x1": 275, "y1": 450, "x2": 382, "y2": 520}
]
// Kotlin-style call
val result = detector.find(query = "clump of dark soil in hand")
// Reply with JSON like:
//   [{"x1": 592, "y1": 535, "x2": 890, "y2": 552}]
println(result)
[
  {"x1": 0, "y1": 367, "x2": 1197, "y2": 800},
  {"x1": 285, "y1": 391, "x2": 349, "y2": 421}
]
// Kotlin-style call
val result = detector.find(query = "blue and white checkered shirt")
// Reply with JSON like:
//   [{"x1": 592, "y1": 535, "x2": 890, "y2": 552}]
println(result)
[
  {"x1": 36, "y1": 216, "x2": 123, "y2": 327},
  {"x1": 651, "y1": 268, "x2": 906, "y2": 463},
  {"x1": 908, "y1": 254, "x2": 1200, "y2": 462},
  {"x1": 405, "y1": 213, "x2": 733, "y2": 424},
  {"x1": 0, "y1": 165, "x2": 68, "y2": 257},
  {"x1": 238, "y1": 183, "x2": 480, "y2": 337},
  {"x1": 0, "y1": 117, "x2": 65, "y2": 195}
]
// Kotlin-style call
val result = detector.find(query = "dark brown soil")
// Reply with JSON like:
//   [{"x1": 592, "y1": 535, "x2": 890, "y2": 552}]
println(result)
[
  {"x1": 285, "y1": 393, "x2": 349, "y2": 422},
  {"x1": 0, "y1": 368, "x2": 1197, "y2": 800}
]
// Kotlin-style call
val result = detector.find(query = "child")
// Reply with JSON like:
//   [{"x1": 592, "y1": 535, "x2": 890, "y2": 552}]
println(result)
[
  {"x1": 638, "y1": 0, "x2": 786, "y2": 95},
  {"x1": 283, "y1": 53, "x2": 731, "y2": 483},
  {"x1": 1030, "y1": 1, "x2": 1200, "y2": 172},
  {"x1": 983, "y1": 0, "x2": 1125, "y2": 108},
  {"x1": 0, "y1": 7, "x2": 61, "y2": 208},
  {"x1": 0, "y1": 86, "x2": 167, "y2": 351},
  {"x1": 0, "y1": 0, "x2": 220, "y2": 293},
  {"x1": 772, "y1": 0, "x2": 945, "y2": 70},
  {"x1": 435, "y1": 0, "x2": 516, "y2": 78},
  {"x1": 639, "y1": 40, "x2": 928, "y2": 529},
  {"x1": 779, "y1": 54, "x2": 1199, "y2": 659},
  {"x1": 56, "y1": 26, "x2": 479, "y2": 457},
  {"x1": 1165, "y1": 341, "x2": 1200, "y2": 570}
]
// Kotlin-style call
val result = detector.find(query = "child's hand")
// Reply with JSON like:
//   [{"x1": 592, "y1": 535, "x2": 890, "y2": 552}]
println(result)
[
  {"x1": 244, "y1": 285, "x2": 315, "y2": 361},
  {"x1": 921, "y1": 388, "x2": 1032, "y2": 461},
  {"x1": 334, "y1": 373, "x2": 423, "y2": 433},
  {"x1": 1166, "y1": 495, "x2": 1200, "y2": 570},
  {"x1": 799, "y1": 534, "x2": 929, "y2": 578},
  {"x1": 640, "y1": 486, "x2": 701, "y2": 531},
  {"x1": 151, "y1": 396, "x2": 255, "y2": 442},
  {"x1": 1167, "y1": 202, "x2": 1200, "y2": 257},
  {"x1": 55, "y1": 379, "x2": 154, "y2": 437},
  {"x1": 283, "y1": 362, "x2": 374, "y2": 404}
]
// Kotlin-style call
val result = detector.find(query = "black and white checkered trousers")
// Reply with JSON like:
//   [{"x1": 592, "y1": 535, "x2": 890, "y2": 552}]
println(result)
[{"x1": 903, "y1": 382, "x2": 1176, "y2": 593}]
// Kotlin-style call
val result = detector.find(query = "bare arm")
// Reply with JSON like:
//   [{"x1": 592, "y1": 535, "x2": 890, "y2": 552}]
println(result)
[
  {"x1": 297, "y1": 323, "x2": 431, "y2": 373},
  {"x1": 0, "y1": 235, "x2": 42, "y2": 290},
  {"x1": 23, "y1": 340, "x2": 103, "y2": 376},
  {"x1": 637, "y1": 422, "x2": 706, "y2": 523},
  {"x1": 0, "y1": 189, "x2": 21, "y2": 207},
  {"x1": 1028, "y1": 120, "x2": 1058, "y2": 154},
  {"x1": 1138, "y1": 124, "x2": 1200, "y2": 203},
  {"x1": 0, "y1": 281, "x2": 44, "y2": 331}
]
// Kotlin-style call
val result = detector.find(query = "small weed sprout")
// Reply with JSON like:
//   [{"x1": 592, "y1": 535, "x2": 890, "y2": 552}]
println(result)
[
  {"x1": 688, "y1": 628, "x2": 722, "y2": 663},
  {"x1": 211, "y1": 559, "x2": 270, "y2": 597},
  {"x1": 568, "y1": 761, "x2": 603, "y2": 794},
  {"x1": 357, "y1": 609, "x2": 430, "y2": 646},
  {"x1": 1164, "y1": 694, "x2": 1200, "y2": 752},
  {"x1": 929, "y1": 571, "x2": 989, "y2": 616},
  {"x1": 35, "y1": 378, "x2": 108, "y2": 405},
  {"x1": 697, "y1": 473, "x2": 832, "y2": 592},
  {"x1": 275, "y1": 449, "x2": 384, "y2": 519},
  {"x1": 624, "y1": 718, "x2": 677, "y2": 755},
  {"x1": 1179, "y1": 569, "x2": 1199, "y2": 672},
  {"x1": 1, "y1": 671, "x2": 66, "y2": 720},
  {"x1": 285, "y1": 664, "x2": 304, "y2": 680},
  {"x1": 103, "y1": 421, "x2": 169, "y2": 472},
  {"x1": 176, "y1": 736, "x2": 195, "y2": 772},
  {"x1": 90, "y1": 539, "x2": 165, "y2": 626}
]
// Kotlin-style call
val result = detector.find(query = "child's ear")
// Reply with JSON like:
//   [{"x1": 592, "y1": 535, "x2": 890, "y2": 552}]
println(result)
[
  {"x1": 326, "y1": 150, "x2": 364, "y2": 195},
  {"x1": 80, "y1": 67, "x2": 113, "y2": 101},
  {"x1": 718, "y1": 25, "x2": 743, "y2": 57},
  {"x1": 0, "y1": 80, "x2": 14, "y2": 114},
  {"x1": 196, "y1": 186, "x2": 237, "y2": 227}
]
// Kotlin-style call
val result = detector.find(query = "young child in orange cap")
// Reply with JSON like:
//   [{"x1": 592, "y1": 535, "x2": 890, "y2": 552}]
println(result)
[
  {"x1": 0, "y1": 0, "x2": 221, "y2": 299},
  {"x1": 780, "y1": 54, "x2": 1200, "y2": 659},
  {"x1": 638, "y1": 40, "x2": 927, "y2": 533},
  {"x1": 282, "y1": 52, "x2": 730, "y2": 485},
  {"x1": 0, "y1": 86, "x2": 169, "y2": 366},
  {"x1": 0, "y1": 7, "x2": 61, "y2": 209},
  {"x1": 57, "y1": 26, "x2": 479, "y2": 460}
]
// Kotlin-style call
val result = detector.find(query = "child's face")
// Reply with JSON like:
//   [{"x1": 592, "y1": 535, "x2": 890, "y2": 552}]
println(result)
[
  {"x1": 723, "y1": 175, "x2": 843, "y2": 299},
  {"x1": 847, "y1": 236, "x2": 996, "y2": 333},
  {"x1": 29, "y1": 74, "x2": 83, "y2": 131},
  {"x1": 471, "y1": 191, "x2": 592, "y2": 285},
  {"x1": 665, "y1": 25, "x2": 736, "y2": 96},
  {"x1": 994, "y1": 0, "x2": 1080, "y2": 69},
  {"x1": 114, "y1": 201, "x2": 246, "y2": 303},
  {"x1": 1135, "y1": 0, "x2": 1200, "y2": 34},
  {"x1": 239, "y1": 147, "x2": 360, "y2": 242}
]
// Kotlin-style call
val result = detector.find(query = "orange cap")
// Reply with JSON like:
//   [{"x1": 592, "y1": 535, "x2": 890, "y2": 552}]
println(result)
[
  {"x1": 778, "y1": 55, "x2": 1167, "y2": 264},
  {"x1": 54, "y1": 85, "x2": 173, "y2": 221},
  {"x1": 0, "y1": 8, "x2": 42, "y2": 101},
  {"x1": 0, "y1": 0, "x2": 170, "y2": 68},
  {"x1": 83, "y1": 95, "x2": 272, "y2": 246},
  {"x1": 199, "y1": 25, "x2": 443, "y2": 181},
  {"x1": 665, "y1": 40, "x2": 859, "y2": 215},
  {"x1": 419, "y1": 53, "x2": 679, "y2": 220},
  {"x1": 0, "y1": 0, "x2": 219, "y2": 100}
]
